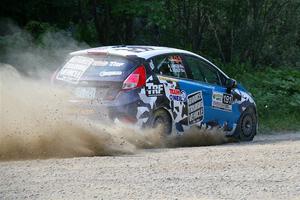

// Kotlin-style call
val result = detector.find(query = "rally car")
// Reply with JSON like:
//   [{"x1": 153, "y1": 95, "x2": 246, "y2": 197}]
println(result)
[{"x1": 53, "y1": 45, "x2": 257, "y2": 141}]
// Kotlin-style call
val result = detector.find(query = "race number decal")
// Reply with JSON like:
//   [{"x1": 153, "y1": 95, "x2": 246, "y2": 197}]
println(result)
[
  {"x1": 188, "y1": 91, "x2": 204, "y2": 124},
  {"x1": 212, "y1": 92, "x2": 233, "y2": 111},
  {"x1": 223, "y1": 94, "x2": 233, "y2": 105}
]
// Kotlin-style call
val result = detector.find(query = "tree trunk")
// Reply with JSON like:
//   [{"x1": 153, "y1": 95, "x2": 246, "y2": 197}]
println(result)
[{"x1": 208, "y1": 16, "x2": 226, "y2": 62}]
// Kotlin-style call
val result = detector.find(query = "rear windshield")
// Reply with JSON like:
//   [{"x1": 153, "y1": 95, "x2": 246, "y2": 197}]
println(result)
[{"x1": 56, "y1": 55, "x2": 135, "y2": 83}]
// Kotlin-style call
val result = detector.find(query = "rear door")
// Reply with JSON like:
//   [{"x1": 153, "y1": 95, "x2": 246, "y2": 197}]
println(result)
[
  {"x1": 149, "y1": 54, "x2": 206, "y2": 132},
  {"x1": 183, "y1": 54, "x2": 240, "y2": 129}
]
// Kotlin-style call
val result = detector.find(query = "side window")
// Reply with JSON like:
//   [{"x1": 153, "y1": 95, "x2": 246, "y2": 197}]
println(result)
[
  {"x1": 185, "y1": 55, "x2": 221, "y2": 86},
  {"x1": 150, "y1": 54, "x2": 187, "y2": 78}
]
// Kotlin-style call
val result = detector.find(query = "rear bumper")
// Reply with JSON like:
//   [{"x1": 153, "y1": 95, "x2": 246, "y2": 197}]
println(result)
[
  {"x1": 67, "y1": 100, "x2": 111, "y2": 121},
  {"x1": 67, "y1": 92, "x2": 141, "y2": 123}
]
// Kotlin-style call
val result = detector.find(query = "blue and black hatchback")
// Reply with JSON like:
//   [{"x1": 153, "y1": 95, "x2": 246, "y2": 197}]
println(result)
[{"x1": 53, "y1": 46, "x2": 257, "y2": 141}]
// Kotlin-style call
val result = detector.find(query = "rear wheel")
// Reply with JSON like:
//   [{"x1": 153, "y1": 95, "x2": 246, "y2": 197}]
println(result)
[
  {"x1": 151, "y1": 109, "x2": 172, "y2": 135},
  {"x1": 236, "y1": 108, "x2": 257, "y2": 141}
]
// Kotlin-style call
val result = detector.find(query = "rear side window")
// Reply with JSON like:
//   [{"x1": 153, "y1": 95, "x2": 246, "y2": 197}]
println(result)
[
  {"x1": 57, "y1": 55, "x2": 135, "y2": 83},
  {"x1": 150, "y1": 54, "x2": 187, "y2": 78},
  {"x1": 185, "y1": 55, "x2": 222, "y2": 86}
]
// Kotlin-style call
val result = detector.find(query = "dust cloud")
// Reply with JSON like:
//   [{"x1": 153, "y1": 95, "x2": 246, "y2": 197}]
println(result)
[
  {"x1": 0, "y1": 19, "x2": 89, "y2": 78},
  {"x1": 0, "y1": 65, "x2": 162, "y2": 160},
  {"x1": 0, "y1": 65, "x2": 229, "y2": 161},
  {"x1": 166, "y1": 127, "x2": 229, "y2": 148}
]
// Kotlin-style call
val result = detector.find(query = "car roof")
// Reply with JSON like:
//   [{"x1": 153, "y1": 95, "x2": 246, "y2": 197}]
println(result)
[
  {"x1": 70, "y1": 45, "x2": 229, "y2": 78},
  {"x1": 70, "y1": 45, "x2": 200, "y2": 59}
]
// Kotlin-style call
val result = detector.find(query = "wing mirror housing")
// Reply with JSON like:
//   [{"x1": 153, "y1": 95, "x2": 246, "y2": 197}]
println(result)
[
  {"x1": 226, "y1": 78, "x2": 241, "y2": 100},
  {"x1": 226, "y1": 78, "x2": 237, "y2": 90}
]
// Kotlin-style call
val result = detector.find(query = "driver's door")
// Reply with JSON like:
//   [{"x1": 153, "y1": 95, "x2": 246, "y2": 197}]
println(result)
[{"x1": 182, "y1": 55, "x2": 240, "y2": 130}]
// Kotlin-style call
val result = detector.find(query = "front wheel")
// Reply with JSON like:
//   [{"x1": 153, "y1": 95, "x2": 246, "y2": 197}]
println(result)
[{"x1": 235, "y1": 108, "x2": 257, "y2": 141}]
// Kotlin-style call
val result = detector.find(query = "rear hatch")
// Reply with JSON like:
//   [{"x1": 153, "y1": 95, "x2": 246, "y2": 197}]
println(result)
[{"x1": 55, "y1": 54, "x2": 139, "y2": 102}]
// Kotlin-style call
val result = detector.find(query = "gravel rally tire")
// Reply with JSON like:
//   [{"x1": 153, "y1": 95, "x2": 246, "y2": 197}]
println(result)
[
  {"x1": 151, "y1": 109, "x2": 172, "y2": 135},
  {"x1": 236, "y1": 108, "x2": 257, "y2": 141}
]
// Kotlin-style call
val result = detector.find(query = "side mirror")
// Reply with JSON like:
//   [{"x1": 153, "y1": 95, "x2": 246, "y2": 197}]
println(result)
[{"x1": 226, "y1": 78, "x2": 237, "y2": 90}]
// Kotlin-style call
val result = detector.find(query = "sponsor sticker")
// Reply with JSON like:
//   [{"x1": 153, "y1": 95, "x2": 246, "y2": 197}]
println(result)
[
  {"x1": 170, "y1": 64, "x2": 186, "y2": 73},
  {"x1": 92, "y1": 60, "x2": 109, "y2": 67},
  {"x1": 57, "y1": 56, "x2": 94, "y2": 83},
  {"x1": 169, "y1": 55, "x2": 183, "y2": 64},
  {"x1": 146, "y1": 83, "x2": 164, "y2": 97},
  {"x1": 188, "y1": 91, "x2": 204, "y2": 124},
  {"x1": 109, "y1": 61, "x2": 124, "y2": 67},
  {"x1": 149, "y1": 60, "x2": 155, "y2": 70},
  {"x1": 212, "y1": 92, "x2": 233, "y2": 111},
  {"x1": 169, "y1": 89, "x2": 187, "y2": 102},
  {"x1": 212, "y1": 92, "x2": 223, "y2": 101},
  {"x1": 99, "y1": 71, "x2": 122, "y2": 77},
  {"x1": 168, "y1": 55, "x2": 186, "y2": 73}
]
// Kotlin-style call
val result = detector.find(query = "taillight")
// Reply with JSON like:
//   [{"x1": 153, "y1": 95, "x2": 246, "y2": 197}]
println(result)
[{"x1": 122, "y1": 65, "x2": 146, "y2": 90}]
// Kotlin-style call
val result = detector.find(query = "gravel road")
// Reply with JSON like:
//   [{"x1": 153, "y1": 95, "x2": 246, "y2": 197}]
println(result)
[{"x1": 1, "y1": 133, "x2": 300, "y2": 200}]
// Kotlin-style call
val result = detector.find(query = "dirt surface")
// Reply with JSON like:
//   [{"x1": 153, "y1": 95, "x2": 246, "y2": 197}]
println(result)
[{"x1": 0, "y1": 132, "x2": 300, "y2": 200}]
